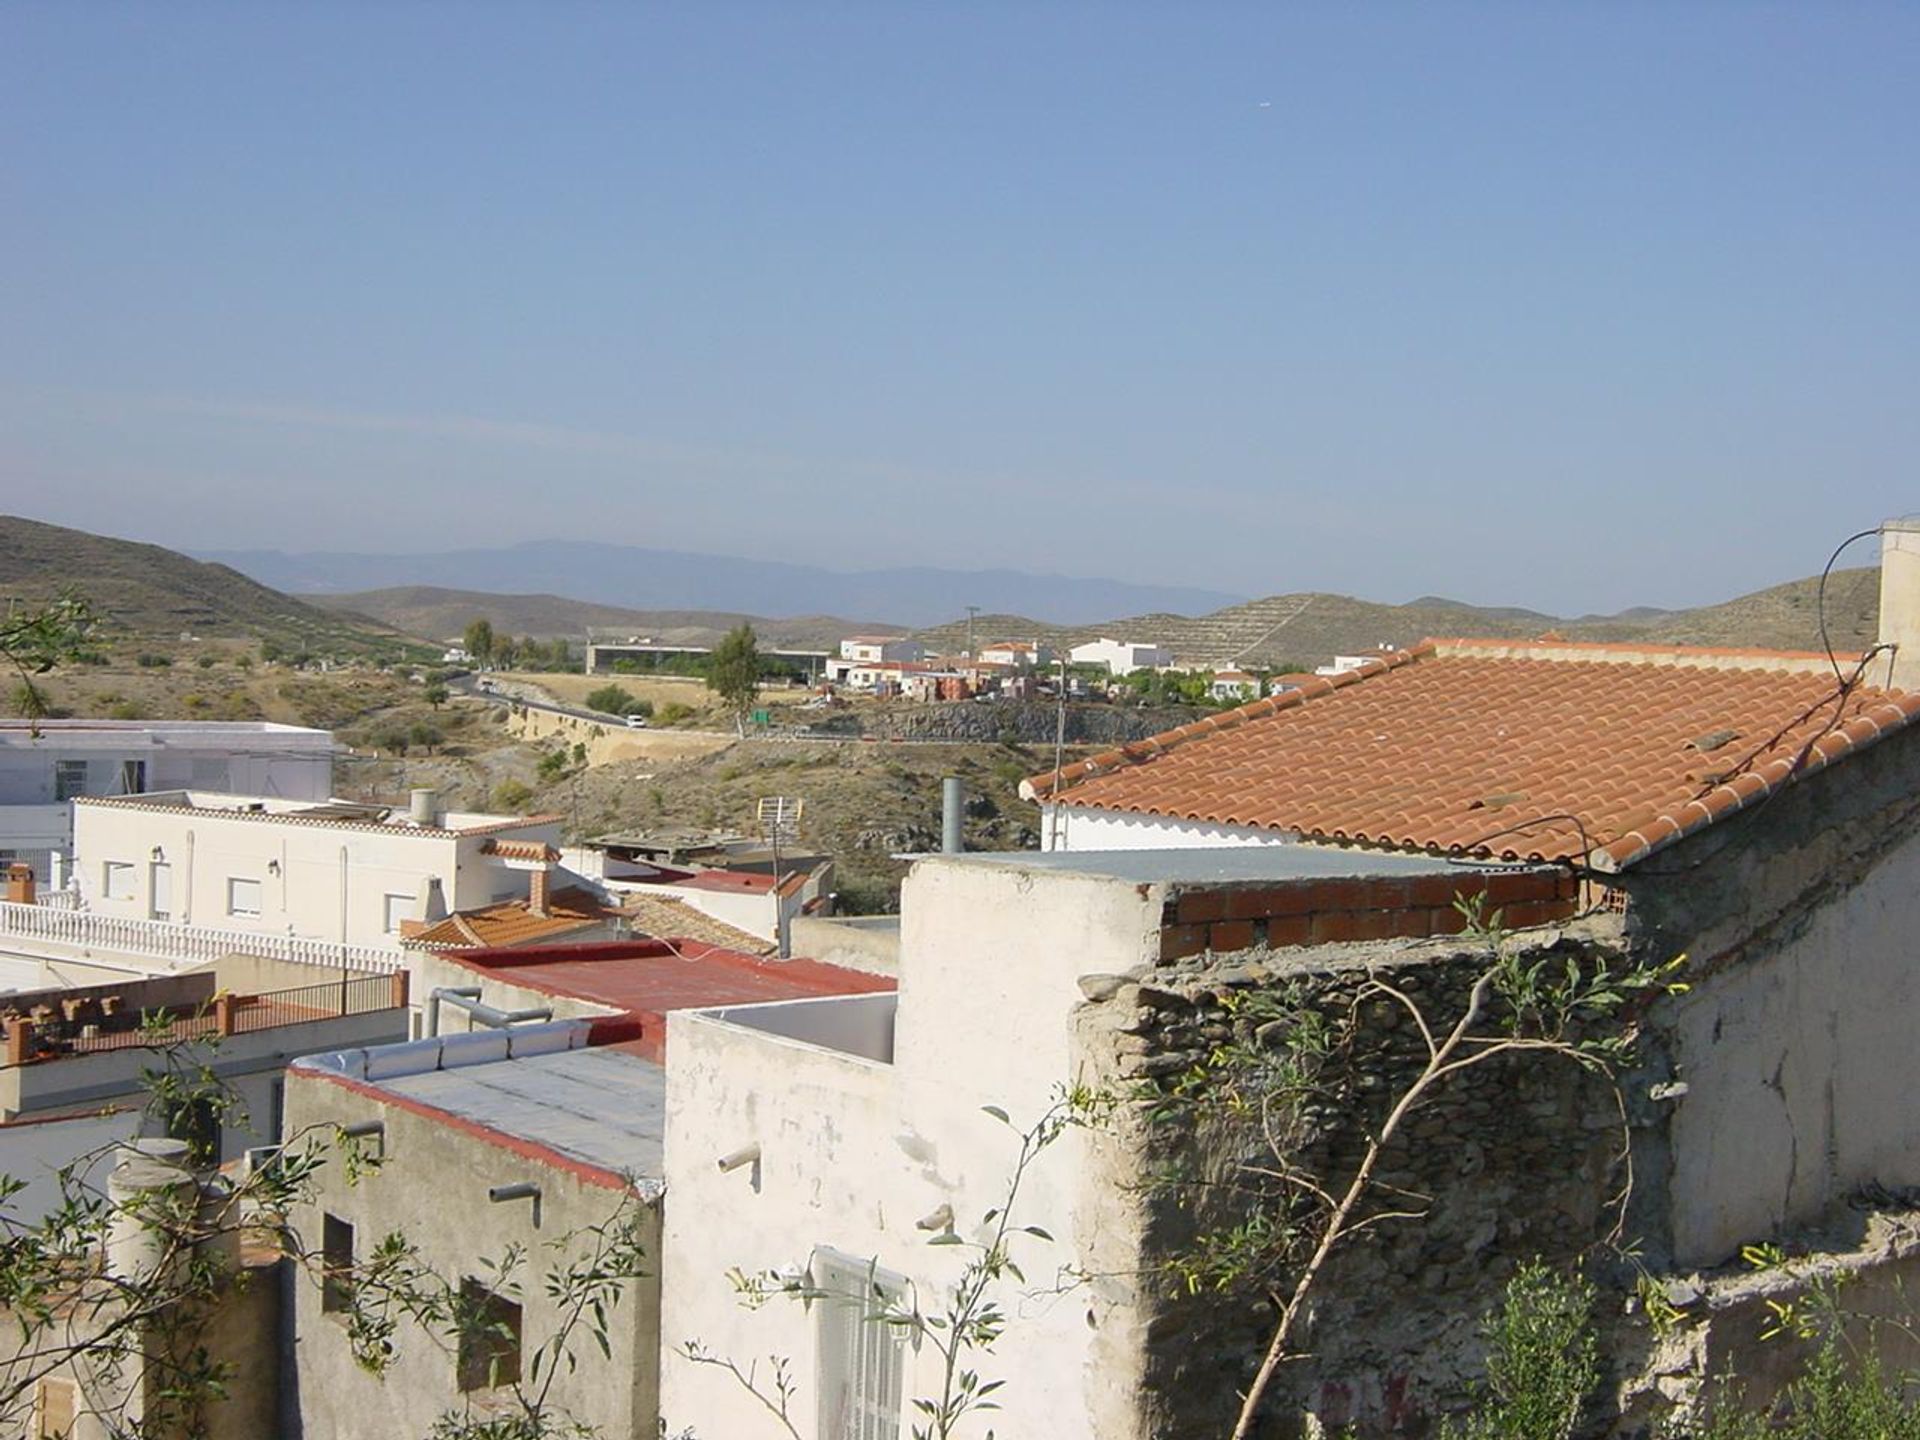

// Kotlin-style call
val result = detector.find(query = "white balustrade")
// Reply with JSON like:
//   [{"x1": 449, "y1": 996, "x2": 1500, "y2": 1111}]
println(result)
[{"x1": 0, "y1": 901, "x2": 403, "y2": 974}]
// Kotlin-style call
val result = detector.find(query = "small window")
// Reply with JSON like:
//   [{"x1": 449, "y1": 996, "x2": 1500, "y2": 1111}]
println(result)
[
  {"x1": 102, "y1": 862, "x2": 136, "y2": 901},
  {"x1": 456, "y1": 1279, "x2": 522, "y2": 1391},
  {"x1": 119, "y1": 759, "x2": 146, "y2": 795},
  {"x1": 54, "y1": 760, "x2": 87, "y2": 802},
  {"x1": 382, "y1": 893, "x2": 414, "y2": 935},
  {"x1": 814, "y1": 1249, "x2": 907, "y2": 1440},
  {"x1": 321, "y1": 1213, "x2": 355, "y2": 1315},
  {"x1": 227, "y1": 877, "x2": 263, "y2": 917}
]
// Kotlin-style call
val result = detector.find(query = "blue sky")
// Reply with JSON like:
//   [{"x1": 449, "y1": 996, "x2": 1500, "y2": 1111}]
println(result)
[{"x1": 1, "y1": 3, "x2": 1914, "y2": 615}]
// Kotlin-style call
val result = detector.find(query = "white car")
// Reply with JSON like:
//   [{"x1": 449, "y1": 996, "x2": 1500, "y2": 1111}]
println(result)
[{"x1": 625, "y1": 714, "x2": 649, "y2": 729}]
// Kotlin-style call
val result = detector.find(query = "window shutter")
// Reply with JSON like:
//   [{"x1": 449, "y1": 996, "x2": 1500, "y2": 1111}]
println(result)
[{"x1": 813, "y1": 1249, "x2": 906, "y2": 1440}]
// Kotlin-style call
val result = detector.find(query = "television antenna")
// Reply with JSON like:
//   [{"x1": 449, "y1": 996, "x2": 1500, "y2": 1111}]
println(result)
[{"x1": 756, "y1": 796, "x2": 804, "y2": 959}]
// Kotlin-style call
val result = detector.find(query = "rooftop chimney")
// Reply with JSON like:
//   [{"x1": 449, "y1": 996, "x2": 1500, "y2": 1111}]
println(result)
[
  {"x1": 1880, "y1": 519, "x2": 1920, "y2": 692},
  {"x1": 409, "y1": 788, "x2": 439, "y2": 827},
  {"x1": 528, "y1": 864, "x2": 551, "y2": 919},
  {"x1": 5, "y1": 863, "x2": 35, "y2": 907}
]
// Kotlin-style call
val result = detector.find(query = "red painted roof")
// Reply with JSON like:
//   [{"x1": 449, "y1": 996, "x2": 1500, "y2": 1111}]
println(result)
[
  {"x1": 1025, "y1": 638, "x2": 1920, "y2": 871},
  {"x1": 431, "y1": 939, "x2": 893, "y2": 1061}
]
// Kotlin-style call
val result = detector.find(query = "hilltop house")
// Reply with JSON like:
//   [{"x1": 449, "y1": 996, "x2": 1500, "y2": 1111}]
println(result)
[
  {"x1": 662, "y1": 520, "x2": 1920, "y2": 1436},
  {"x1": 1068, "y1": 637, "x2": 1173, "y2": 675}
]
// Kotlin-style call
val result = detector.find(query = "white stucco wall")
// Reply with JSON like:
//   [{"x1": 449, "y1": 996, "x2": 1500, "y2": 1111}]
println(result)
[
  {"x1": 1667, "y1": 823, "x2": 1920, "y2": 1266},
  {"x1": 1039, "y1": 803, "x2": 1298, "y2": 853},
  {"x1": 660, "y1": 857, "x2": 1162, "y2": 1440},
  {"x1": 71, "y1": 802, "x2": 559, "y2": 949},
  {"x1": 0, "y1": 1109, "x2": 140, "y2": 1225},
  {"x1": 0, "y1": 723, "x2": 333, "y2": 878}
]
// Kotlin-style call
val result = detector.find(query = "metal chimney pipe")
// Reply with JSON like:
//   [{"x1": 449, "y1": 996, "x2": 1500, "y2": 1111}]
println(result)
[{"x1": 941, "y1": 777, "x2": 964, "y2": 855}]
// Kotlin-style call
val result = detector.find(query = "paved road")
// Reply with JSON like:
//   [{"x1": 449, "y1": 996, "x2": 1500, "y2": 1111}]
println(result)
[{"x1": 446, "y1": 673, "x2": 994, "y2": 746}]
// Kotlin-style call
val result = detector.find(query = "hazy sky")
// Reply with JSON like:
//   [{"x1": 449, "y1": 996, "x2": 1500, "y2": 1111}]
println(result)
[{"x1": 2, "y1": 4, "x2": 1914, "y2": 614}]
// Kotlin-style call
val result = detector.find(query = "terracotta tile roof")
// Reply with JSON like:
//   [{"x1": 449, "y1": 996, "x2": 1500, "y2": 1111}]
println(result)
[
  {"x1": 619, "y1": 894, "x2": 773, "y2": 955},
  {"x1": 1023, "y1": 639, "x2": 1920, "y2": 872},
  {"x1": 406, "y1": 886, "x2": 617, "y2": 950},
  {"x1": 482, "y1": 839, "x2": 562, "y2": 863}
]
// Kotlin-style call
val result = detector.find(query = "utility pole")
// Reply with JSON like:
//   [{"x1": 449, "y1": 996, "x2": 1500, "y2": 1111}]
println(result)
[{"x1": 966, "y1": 605, "x2": 981, "y2": 661}]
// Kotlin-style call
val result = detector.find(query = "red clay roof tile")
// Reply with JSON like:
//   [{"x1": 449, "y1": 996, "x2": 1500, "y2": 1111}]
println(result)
[{"x1": 1024, "y1": 639, "x2": 1917, "y2": 871}]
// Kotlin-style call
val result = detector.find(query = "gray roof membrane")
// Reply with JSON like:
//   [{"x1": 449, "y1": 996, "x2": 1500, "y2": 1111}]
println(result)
[
  {"x1": 939, "y1": 844, "x2": 1542, "y2": 886},
  {"x1": 373, "y1": 1047, "x2": 665, "y2": 1187}
]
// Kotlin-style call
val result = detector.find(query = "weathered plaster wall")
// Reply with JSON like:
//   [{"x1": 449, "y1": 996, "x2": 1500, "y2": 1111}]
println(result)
[
  {"x1": 1621, "y1": 726, "x2": 1920, "y2": 1268},
  {"x1": 282, "y1": 1072, "x2": 660, "y2": 1440},
  {"x1": 660, "y1": 856, "x2": 1161, "y2": 1440},
  {"x1": 1071, "y1": 926, "x2": 1633, "y2": 1438}
]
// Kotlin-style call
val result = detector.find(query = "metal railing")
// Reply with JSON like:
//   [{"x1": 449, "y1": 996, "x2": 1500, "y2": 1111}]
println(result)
[
  {"x1": 0, "y1": 900, "x2": 404, "y2": 974},
  {"x1": 18, "y1": 973, "x2": 405, "y2": 1063}
]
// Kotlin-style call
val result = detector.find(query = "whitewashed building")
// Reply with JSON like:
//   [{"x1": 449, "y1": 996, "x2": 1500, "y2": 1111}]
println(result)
[
  {"x1": 0, "y1": 720, "x2": 333, "y2": 883},
  {"x1": 1066, "y1": 637, "x2": 1173, "y2": 675},
  {"x1": 14, "y1": 790, "x2": 564, "y2": 984}
]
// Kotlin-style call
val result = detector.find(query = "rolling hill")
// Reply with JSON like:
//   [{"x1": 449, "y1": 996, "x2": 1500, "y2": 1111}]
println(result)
[
  {"x1": 0, "y1": 515, "x2": 419, "y2": 655},
  {"x1": 912, "y1": 570, "x2": 1881, "y2": 669}
]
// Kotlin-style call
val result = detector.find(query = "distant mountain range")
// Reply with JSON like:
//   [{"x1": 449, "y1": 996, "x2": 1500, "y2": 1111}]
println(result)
[
  {"x1": 196, "y1": 540, "x2": 1247, "y2": 630},
  {"x1": 302, "y1": 586, "x2": 884, "y2": 651}
]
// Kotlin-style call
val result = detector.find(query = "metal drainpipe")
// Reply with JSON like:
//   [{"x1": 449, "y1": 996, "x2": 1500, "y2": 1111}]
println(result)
[{"x1": 426, "y1": 986, "x2": 552, "y2": 1037}]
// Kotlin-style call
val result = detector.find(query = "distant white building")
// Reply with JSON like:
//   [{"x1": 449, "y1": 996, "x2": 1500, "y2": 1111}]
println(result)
[
  {"x1": 1067, "y1": 638, "x2": 1173, "y2": 675},
  {"x1": 978, "y1": 640, "x2": 1053, "y2": 670},
  {"x1": 1208, "y1": 669, "x2": 1259, "y2": 702},
  {"x1": 0, "y1": 721, "x2": 334, "y2": 883},
  {"x1": 838, "y1": 636, "x2": 924, "y2": 665}
]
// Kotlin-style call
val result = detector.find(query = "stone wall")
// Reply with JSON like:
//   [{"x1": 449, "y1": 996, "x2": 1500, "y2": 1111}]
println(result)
[
  {"x1": 1073, "y1": 922, "x2": 1636, "y2": 1437},
  {"x1": 805, "y1": 699, "x2": 1203, "y2": 745}
]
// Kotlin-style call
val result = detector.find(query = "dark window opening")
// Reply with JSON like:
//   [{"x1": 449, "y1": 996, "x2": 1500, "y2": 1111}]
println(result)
[
  {"x1": 321, "y1": 1213, "x2": 355, "y2": 1315},
  {"x1": 456, "y1": 1279, "x2": 522, "y2": 1391}
]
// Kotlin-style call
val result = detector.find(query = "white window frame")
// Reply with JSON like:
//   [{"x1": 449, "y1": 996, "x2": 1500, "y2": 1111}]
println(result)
[
  {"x1": 382, "y1": 893, "x2": 413, "y2": 935},
  {"x1": 102, "y1": 862, "x2": 137, "y2": 902},
  {"x1": 226, "y1": 876, "x2": 263, "y2": 918},
  {"x1": 813, "y1": 1248, "x2": 907, "y2": 1440}
]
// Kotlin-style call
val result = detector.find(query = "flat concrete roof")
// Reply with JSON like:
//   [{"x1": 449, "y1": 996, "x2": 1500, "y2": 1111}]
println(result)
[
  {"x1": 373, "y1": 1046, "x2": 665, "y2": 1182},
  {"x1": 938, "y1": 845, "x2": 1539, "y2": 886}
]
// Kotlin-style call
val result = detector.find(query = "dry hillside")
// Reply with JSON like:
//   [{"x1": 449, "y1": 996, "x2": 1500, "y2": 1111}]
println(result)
[{"x1": 0, "y1": 515, "x2": 417, "y2": 657}]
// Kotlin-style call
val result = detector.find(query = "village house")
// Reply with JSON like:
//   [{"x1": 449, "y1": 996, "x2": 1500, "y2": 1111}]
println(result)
[
  {"x1": 662, "y1": 521, "x2": 1920, "y2": 1436},
  {"x1": 0, "y1": 719, "x2": 333, "y2": 886},
  {"x1": 977, "y1": 639, "x2": 1054, "y2": 670},
  {"x1": 282, "y1": 940, "x2": 893, "y2": 1438},
  {"x1": 55, "y1": 788, "x2": 560, "y2": 977},
  {"x1": 1067, "y1": 636, "x2": 1174, "y2": 675},
  {"x1": 0, "y1": 952, "x2": 408, "y2": 1220},
  {"x1": 1207, "y1": 667, "x2": 1259, "y2": 702}
]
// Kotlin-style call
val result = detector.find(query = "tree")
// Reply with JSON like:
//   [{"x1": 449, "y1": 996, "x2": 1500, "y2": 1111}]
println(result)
[
  {"x1": 424, "y1": 682, "x2": 449, "y2": 710},
  {"x1": 409, "y1": 721, "x2": 444, "y2": 755},
  {"x1": 585, "y1": 685, "x2": 638, "y2": 717},
  {"x1": 464, "y1": 619, "x2": 495, "y2": 666},
  {"x1": 707, "y1": 625, "x2": 761, "y2": 736},
  {"x1": 0, "y1": 592, "x2": 95, "y2": 733}
]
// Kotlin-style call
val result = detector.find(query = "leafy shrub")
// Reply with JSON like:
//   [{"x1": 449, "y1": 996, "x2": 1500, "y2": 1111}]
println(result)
[
  {"x1": 585, "y1": 684, "x2": 639, "y2": 716},
  {"x1": 196, "y1": 655, "x2": 217, "y2": 670},
  {"x1": 135, "y1": 653, "x2": 172, "y2": 669},
  {"x1": 1443, "y1": 1263, "x2": 1598, "y2": 1440},
  {"x1": 492, "y1": 780, "x2": 533, "y2": 812},
  {"x1": 656, "y1": 702, "x2": 693, "y2": 726}
]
